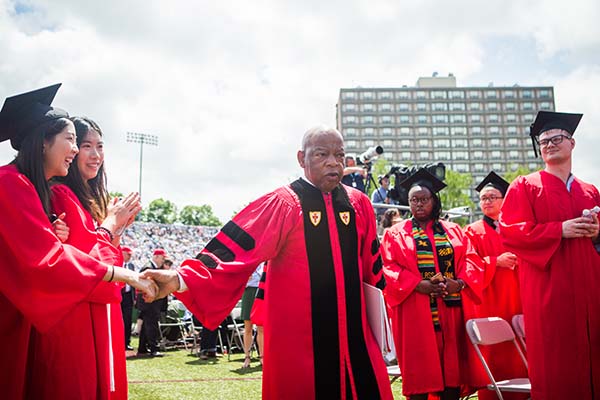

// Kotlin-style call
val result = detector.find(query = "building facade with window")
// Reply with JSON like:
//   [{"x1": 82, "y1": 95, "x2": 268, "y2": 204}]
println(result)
[{"x1": 336, "y1": 75, "x2": 551, "y2": 204}]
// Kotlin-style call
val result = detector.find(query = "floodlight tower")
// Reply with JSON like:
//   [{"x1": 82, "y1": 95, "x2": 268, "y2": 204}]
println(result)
[{"x1": 126, "y1": 132, "x2": 158, "y2": 199}]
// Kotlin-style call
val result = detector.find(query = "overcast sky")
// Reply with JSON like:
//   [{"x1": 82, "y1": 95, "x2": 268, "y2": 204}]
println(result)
[{"x1": 1, "y1": 0, "x2": 599, "y2": 221}]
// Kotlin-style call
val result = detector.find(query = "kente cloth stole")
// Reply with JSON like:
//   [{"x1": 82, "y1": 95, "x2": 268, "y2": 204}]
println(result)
[{"x1": 411, "y1": 218, "x2": 461, "y2": 331}]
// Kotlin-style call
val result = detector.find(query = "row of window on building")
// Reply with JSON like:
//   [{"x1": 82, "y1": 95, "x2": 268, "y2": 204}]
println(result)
[
  {"x1": 343, "y1": 126, "x2": 529, "y2": 137},
  {"x1": 340, "y1": 88, "x2": 552, "y2": 101},
  {"x1": 340, "y1": 101, "x2": 553, "y2": 113},
  {"x1": 346, "y1": 137, "x2": 528, "y2": 150},
  {"x1": 356, "y1": 148, "x2": 533, "y2": 161},
  {"x1": 341, "y1": 113, "x2": 543, "y2": 125}
]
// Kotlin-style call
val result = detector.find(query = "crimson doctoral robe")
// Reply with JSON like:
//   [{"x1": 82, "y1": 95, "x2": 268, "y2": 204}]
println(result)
[
  {"x1": 463, "y1": 219, "x2": 527, "y2": 399},
  {"x1": 27, "y1": 184, "x2": 127, "y2": 399},
  {"x1": 380, "y1": 219, "x2": 483, "y2": 397},
  {"x1": 499, "y1": 171, "x2": 600, "y2": 400},
  {"x1": 176, "y1": 179, "x2": 393, "y2": 400},
  {"x1": 0, "y1": 164, "x2": 109, "y2": 399}
]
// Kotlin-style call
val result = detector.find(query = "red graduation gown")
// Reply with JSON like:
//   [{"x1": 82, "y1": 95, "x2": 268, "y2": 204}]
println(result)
[
  {"x1": 27, "y1": 184, "x2": 127, "y2": 399},
  {"x1": 499, "y1": 171, "x2": 600, "y2": 400},
  {"x1": 176, "y1": 180, "x2": 393, "y2": 400},
  {"x1": 380, "y1": 219, "x2": 483, "y2": 397},
  {"x1": 463, "y1": 219, "x2": 527, "y2": 399},
  {"x1": 0, "y1": 165, "x2": 109, "y2": 399}
]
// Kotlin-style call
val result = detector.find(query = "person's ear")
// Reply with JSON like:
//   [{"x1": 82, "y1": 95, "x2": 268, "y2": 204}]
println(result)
[{"x1": 297, "y1": 150, "x2": 306, "y2": 168}]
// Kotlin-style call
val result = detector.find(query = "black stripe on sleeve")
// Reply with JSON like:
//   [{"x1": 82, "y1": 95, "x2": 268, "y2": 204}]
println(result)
[
  {"x1": 371, "y1": 238, "x2": 380, "y2": 256},
  {"x1": 221, "y1": 220, "x2": 255, "y2": 251},
  {"x1": 372, "y1": 255, "x2": 383, "y2": 275},
  {"x1": 375, "y1": 275, "x2": 386, "y2": 290},
  {"x1": 205, "y1": 238, "x2": 235, "y2": 262},
  {"x1": 195, "y1": 253, "x2": 218, "y2": 269}
]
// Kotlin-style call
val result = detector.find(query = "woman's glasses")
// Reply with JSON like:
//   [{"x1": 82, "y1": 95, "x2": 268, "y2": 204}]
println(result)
[{"x1": 409, "y1": 196, "x2": 432, "y2": 205}]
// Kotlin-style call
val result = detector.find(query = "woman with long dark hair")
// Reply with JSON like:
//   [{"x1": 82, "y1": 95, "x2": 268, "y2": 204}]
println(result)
[
  {"x1": 380, "y1": 169, "x2": 483, "y2": 400},
  {"x1": 29, "y1": 116, "x2": 142, "y2": 399},
  {"x1": 0, "y1": 84, "x2": 155, "y2": 399}
]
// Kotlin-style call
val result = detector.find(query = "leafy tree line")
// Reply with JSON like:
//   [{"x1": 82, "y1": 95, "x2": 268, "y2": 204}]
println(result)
[{"x1": 109, "y1": 194, "x2": 222, "y2": 226}]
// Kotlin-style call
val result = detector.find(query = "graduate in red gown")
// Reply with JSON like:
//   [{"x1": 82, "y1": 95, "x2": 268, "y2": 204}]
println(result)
[
  {"x1": 499, "y1": 111, "x2": 600, "y2": 400},
  {"x1": 0, "y1": 84, "x2": 155, "y2": 399},
  {"x1": 463, "y1": 171, "x2": 527, "y2": 399},
  {"x1": 29, "y1": 117, "x2": 142, "y2": 399},
  {"x1": 380, "y1": 169, "x2": 483, "y2": 400},
  {"x1": 143, "y1": 127, "x2": 394, "y2": 399}
]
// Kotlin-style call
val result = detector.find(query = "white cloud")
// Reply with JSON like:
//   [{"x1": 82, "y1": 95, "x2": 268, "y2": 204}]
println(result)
[{"x1": 1, "y1": 0, "x2": 599, "y2": 220}]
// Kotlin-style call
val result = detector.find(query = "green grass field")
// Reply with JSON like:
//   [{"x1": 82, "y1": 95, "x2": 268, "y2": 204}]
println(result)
[{"x1": 126, "y1": 338, "x2": 406, "y2": 399}]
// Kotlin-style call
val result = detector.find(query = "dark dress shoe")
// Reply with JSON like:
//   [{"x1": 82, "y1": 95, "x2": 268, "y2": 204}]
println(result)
[
  {"x1": 150, "y1": 351, "x2": 164, "y2": 357},
  {"x1": 126, "y1": 345, "x2": 134, "y2": 351}
]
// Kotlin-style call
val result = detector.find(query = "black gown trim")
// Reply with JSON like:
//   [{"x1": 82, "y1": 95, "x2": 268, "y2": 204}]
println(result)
[{"x1": 290, "y1": 179, "x2": 380, "y2": 399}]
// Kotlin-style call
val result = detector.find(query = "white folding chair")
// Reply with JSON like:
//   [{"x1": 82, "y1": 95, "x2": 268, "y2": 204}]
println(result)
[
  {"x1": 466, "y1": 317, "x2": 531, "y2": 400},
  {"x1": 226, "y1": 306, "x2": 246, "y2": 360},
  {"x1": 387, "y1": 365, "x2": 401, "y2": 384},
  {"x1": 511, "y1": 314, "x2": 526, "y2": 352},
  {"x1": 159, "y1": 317, "x2": 191, "y2": 351}
]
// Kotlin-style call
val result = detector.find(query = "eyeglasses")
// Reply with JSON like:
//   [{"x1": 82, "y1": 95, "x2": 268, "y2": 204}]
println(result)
[
  {"x1": 409, "y1": 196, "x2": 432, "y2": 205},
  {"x1": 537, "y1": 134, "x2": 572, "y2": 147},
  {"x1": 480, "y1": 195, "x2": 503, "y2": 203}
]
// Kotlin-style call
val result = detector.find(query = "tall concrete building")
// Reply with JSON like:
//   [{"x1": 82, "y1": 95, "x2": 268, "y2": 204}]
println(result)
[{"x1": 336, "y1": 74, "x2": 552, "y2": 196}]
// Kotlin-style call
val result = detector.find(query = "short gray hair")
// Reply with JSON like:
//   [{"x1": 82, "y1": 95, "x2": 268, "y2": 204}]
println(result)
[{"x1": 301, "y1": 126, "x2": 342, "y2": 151}]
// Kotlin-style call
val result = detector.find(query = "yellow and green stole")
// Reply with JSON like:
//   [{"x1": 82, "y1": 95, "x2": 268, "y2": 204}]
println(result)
[{"x1": 412, "y1": 218, "x2": 461, "y2": 331}]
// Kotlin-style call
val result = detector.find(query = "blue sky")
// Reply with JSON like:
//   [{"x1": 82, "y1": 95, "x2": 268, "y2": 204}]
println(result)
[{"x1": 1, "y1": 0, "x2": 599, "y2": 220}]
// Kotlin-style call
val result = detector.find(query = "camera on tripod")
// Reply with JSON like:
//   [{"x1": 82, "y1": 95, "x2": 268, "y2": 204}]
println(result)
[
  {"x1": 387, "y1": 162, "x2": 446, "y2": 205},
  {"x1": 356, "y1": 146, "x2": 384, "y2": 166}
]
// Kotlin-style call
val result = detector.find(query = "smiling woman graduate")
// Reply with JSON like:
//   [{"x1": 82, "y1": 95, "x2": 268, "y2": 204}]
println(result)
[
  {"x1": 27, "y1": 116, "x2": 142, "y2": 400},
  {"x1": 0, "y1": 84, "x2": 155, "y2": 399}
]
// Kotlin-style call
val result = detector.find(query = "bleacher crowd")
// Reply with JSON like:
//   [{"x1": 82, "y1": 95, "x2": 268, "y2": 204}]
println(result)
[{"x1": 121, "y1": 222, "x2": 219, "y2": 270}]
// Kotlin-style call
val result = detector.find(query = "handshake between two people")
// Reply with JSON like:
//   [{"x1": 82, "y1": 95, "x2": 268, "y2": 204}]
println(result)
[{"x1": 130, "y1": 269, "x2": 182, "y2": 303}]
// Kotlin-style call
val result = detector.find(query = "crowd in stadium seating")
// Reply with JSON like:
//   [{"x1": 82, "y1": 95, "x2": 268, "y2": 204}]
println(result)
[{"x1": 121, "y1": 222, "x2": 220, "y2": 269}]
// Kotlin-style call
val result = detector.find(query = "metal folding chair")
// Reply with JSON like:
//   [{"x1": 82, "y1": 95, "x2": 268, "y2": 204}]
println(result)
[
  {"x1": 159, "y1": 316, "x2": 192, "y2": 351},
  {"x1": 511, "y1": 314, "x2": 526, "y2": 352},
  {"x1": 466, "y1": 317, "x2": 531, "y2": 400},
  {"x1": 387, "y1": 365, "x2": 401, "y2": 384},
  {"x1": 226, "y1": 306, "x2": 246, "y2": 360}
]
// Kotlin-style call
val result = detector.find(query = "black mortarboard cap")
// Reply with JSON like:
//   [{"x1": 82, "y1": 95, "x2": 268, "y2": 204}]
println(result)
[
  {"x1": 529, "y1": 111, "x2": 583, "y2": 157},
  {"x1": 0, "y1": 83, "x2": 69, "y2": 150},
  {"x1": 475, "y1": 171, "x2": 509, "y2": 196},
  {"x1": 399, "y1": 168, "x2": 447, "y2": 194}
]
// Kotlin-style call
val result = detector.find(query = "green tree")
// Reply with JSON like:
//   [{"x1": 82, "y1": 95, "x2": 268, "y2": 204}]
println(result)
[
  {"x1": 439, "y1": 170, "x2": 475, "y2": 226},
  {"x1": 365, "y1": 158, "x2": 391, "y2": 198},
  {"x1": 504, "y1": 164, "x2": 537, "y2": 183},
  {"x1": 109, "y1": 191, "x2": 124, "y2": 199},
  {"x1": 141, "y1": 198, "x2": 178, "y2": 224},
  {"x1": 179, "y1": 205, "x2": 222, "y2": 227}
]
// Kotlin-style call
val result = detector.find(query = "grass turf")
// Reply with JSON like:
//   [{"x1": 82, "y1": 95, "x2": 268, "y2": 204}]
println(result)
[{"x1": 126, "y1": 338, "x2": 405, "y2": 399}]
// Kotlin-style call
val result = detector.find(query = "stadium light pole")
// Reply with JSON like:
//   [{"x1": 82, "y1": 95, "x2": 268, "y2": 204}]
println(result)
[{"x1": 126, "y1": 132, "x2": 158, "y2": 199}]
